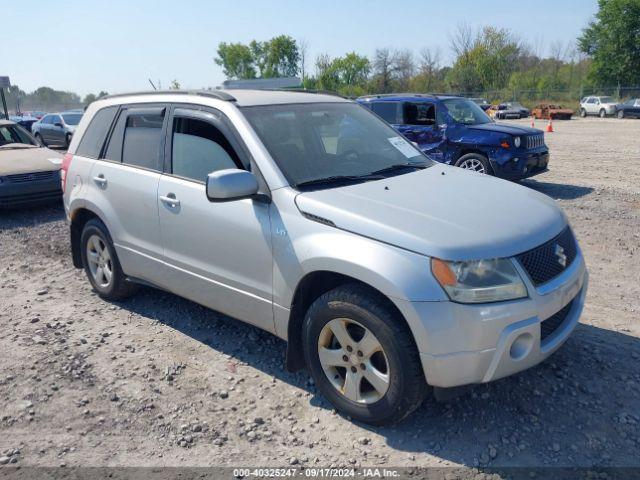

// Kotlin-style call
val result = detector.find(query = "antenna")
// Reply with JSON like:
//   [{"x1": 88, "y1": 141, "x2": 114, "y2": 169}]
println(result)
[{"x1": 148, "y1": 79, "x2": 157, "y2": 91}]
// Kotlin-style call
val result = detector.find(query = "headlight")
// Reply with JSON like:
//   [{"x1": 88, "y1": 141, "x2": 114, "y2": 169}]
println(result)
[
  {"x1": 431, "y1": 257, "x2": 527, "y2": 303},
  {"x1": 513, "y1": 136, "x2": 521, "y2": 148}
]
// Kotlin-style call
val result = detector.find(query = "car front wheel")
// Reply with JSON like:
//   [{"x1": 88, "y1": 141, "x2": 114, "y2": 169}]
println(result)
[
  {"x1": 80, "y1": 219, "x2": 137, "y2": 300},
  {"x1": 455, "y1": 153, "x2": 492, "y2": 175},
  {"x1": 303, "y1": 284, "x2": 426, "y2": 425}
]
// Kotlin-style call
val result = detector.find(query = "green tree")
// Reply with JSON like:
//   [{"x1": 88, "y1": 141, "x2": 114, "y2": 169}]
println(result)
[
  {"x1": 250, "y1": 35, "x2": 300, "y2": 78},
  {"x1": 578, "y1": 0, "x2": 640, "y2": 86},
  {"x1": 215, "y1": 42, "x2": 256, "y2": 79}
]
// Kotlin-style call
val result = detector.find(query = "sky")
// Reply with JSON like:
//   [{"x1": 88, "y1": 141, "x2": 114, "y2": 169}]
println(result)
[{"x1": 2, "y1": 0, "x2": 599, "y2": 98}]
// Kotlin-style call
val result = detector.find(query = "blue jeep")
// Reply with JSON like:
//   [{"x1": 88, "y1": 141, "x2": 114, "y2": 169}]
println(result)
[{"x1": 357, "y1": 94, "x2": 549, "y2": 180}]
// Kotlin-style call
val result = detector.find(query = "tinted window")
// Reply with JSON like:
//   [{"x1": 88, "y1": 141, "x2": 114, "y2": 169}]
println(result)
[
  {"x1": 121, "y1": 112, "x2": 164, "y2": 170},
  {"x1": 62, "y1": 113, "x2": 83, "y2": 125},
  {"x1": 171, "y1": 116, "x2": 240, "y2": 182},
  {"x1": 371, "y1": 102, "x2": 401, "y2": 124},
  {"x1": 404, "y1": 102, "x2": 435, "y2": 126},
  {"x1": 76, "y1": 106, "x2": 118, "y2": 159}
]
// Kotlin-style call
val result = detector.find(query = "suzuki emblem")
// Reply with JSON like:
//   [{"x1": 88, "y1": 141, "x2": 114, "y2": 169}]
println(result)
[{"x1": 554, "y1": 244, "x2": 567, "y2": 268}]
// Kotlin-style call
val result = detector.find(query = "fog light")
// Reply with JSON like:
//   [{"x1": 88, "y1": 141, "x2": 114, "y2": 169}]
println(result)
[{"x1": 510, "y1": 333, "x2": 533, "y2": 360}]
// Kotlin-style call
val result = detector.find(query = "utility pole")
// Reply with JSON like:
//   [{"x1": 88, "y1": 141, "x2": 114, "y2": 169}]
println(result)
[{"x1": 0, "y1": 76, "x2": 10, "y2": 119}]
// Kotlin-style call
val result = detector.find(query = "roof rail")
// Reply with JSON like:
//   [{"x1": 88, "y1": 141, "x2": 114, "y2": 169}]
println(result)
[
  {"x1": 357, "y1": 92, "x2": 463, "y2": 100},
  {"x1": 257, "y1": 88, "x2": 348, "y2": 99},
  {"x1": 102, "y1": 89, "x2": 236, "y2": 102}
]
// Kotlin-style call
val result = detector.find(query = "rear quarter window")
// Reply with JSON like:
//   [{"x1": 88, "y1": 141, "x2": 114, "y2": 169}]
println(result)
[{"x1": 75, "y1": 106, "x2": 118, "y2": 159}]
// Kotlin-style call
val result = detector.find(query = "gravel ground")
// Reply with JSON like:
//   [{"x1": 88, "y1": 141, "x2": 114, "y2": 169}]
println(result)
[{"x1": 0, "y1": 117, "x2": 638, "y2": 471}]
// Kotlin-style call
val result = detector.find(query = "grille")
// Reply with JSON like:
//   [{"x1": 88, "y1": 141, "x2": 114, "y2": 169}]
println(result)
[
  {"x1": 540, "y1": 299, "x2": 574, "y2": 341},
  {"x1": 517, "y1": 227, "x2": 577, "y2": 286},
  {"x1": 6, "y1": 170, "x2": 57, "y2": 183},
  {"x1": 526, "y1": 134, "x2": 545, "y2": 149}
]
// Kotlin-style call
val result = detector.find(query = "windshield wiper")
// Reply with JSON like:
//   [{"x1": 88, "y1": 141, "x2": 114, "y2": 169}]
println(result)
[
  {"x1": 296, "y1": 174, "x2": 384, "y2": 189},
  {"x1": 367, "y1": 162, "x2": 429, "y2": 176}
]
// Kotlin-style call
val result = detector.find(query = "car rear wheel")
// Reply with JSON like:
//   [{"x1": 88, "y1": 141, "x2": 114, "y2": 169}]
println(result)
[
  {"x1": 455, "y1": 153, "x2": 492, "y2": 175},
  {"x1": 34, "y1": 132, "x2": 46, "y2": 146},
  {"x1": 580, "y1": 108, "x2": 587, "y2": 118},
  {"x1": 617, "y1": 110, "x2": 625, "y2": 119},
  {"x1": 303, "y1": 284, "x2": 426, "y2": 425},
  {"x1": 80, "y1": 219, "x2": 137, "y2": 301},
  {"x1": 599, "y1": 109, "x2": 607, "y2": 118}
]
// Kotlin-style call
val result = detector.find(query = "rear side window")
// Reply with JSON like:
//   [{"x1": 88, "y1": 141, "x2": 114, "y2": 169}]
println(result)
[
  {"x1": 171, "y1": 117, "x2": 240, "y2": 182},
  {"x1": 104, "y1": 107, "x2": 165, "y2": 171},
  {"x1": 371, "y1": 102, "x2": 401, "y2": 124},
  {"x1": 76, "y1": 106, "x2": 117, "y2": 159},
  {"x1": 404, "y1": 102, "x2": 435, "y2": 126}
]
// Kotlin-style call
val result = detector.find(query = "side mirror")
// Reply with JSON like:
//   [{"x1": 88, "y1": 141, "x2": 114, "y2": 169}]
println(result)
[
  {"x1": 206, "y1": 169, "x2": 259, "y2": 202},
  {"x1": 54, "y1": 122, "x2": 63, "y2": 127}
]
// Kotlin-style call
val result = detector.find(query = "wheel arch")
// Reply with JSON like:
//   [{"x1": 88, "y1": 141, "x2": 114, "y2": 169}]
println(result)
[
  {"x1": 285, "y1": 270, "x2": 417, "y2": 372},
  {"x1": 69, "y1": 207, "x2": 107, "y2": 268}
]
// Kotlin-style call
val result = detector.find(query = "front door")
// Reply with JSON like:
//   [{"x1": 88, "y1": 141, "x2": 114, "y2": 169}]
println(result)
[
  {"x1": 157, "y1": 107, "x2": 274, "y2": 332},
  {"x1": 399, "y1": 101, "x2": 445, "y2": 160}
]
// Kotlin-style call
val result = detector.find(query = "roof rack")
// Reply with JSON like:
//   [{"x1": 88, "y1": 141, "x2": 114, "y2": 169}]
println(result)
[
  {"x1": 102, "y1": 90, "x2": 236, "y2": 102},
  {"x1": 357, "y1": 92, "x2": 463, "y2": 100},
  {"x1": 255, "y1": 88, "x2": 348, "y2": 99}
]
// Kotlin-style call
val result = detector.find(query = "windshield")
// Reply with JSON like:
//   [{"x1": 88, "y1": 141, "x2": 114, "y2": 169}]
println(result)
[
  {"x1": 242, "y1": 102, "x2": 433, "y2": 188},
  {"x1": 62, "y1": 113, "x2": 82, "y2": 125},
  {"x1": 442, "y1": 98, "x2": 493, "y2": 125},
  {"x1": 0, "y1": 124, "x2": 37, "y2": 147}
]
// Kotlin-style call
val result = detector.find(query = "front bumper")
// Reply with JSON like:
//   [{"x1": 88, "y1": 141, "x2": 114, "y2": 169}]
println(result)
[
  {"x1": 395, "y1": 251, "x2": 588, "y2": 388},
  {"x1": 0, "y1": 173, "x2": 62, "y2": 208},
  {"x1": 492, "y1": 150, "x2": 549, "y2": 180}
]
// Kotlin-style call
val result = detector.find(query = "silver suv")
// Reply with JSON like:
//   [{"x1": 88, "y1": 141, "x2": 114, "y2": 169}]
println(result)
[
  {"x1": 579, "y1": 96, "x2": 619, "y2": 118},
  {"x1": 63, "y1": 90, "x2": 588, "y2": 425}
]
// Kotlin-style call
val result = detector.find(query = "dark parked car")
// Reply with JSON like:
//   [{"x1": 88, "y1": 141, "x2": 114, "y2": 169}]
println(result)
[
  {"x1": 494, "y1": 102, "x2": 530, "y2": 119},
  {"x1": 32, "y1": 111, "x2": 83, "y2": 148},
  {"x1": 357, "y1": 94, "x2": 548, "y2": 180},
  {"x1": 0, "y1": 120, "x2": 63, "y2": 208},
  {"x1": 616, "y1": 98, "x2": 640, "y2": 119},
  {"x1": 469, "y1": 97, "x2": 491, "y2": 111}
]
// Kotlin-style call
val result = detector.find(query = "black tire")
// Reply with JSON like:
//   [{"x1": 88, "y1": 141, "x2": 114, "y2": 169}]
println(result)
[
  {"x1": 35, "y1": 132, "x2": 46, "y2": 146},
  {"x1": 454, "y1": 152, "x2": 493, "y2": 175},
  {"x1": 65, "y1": 133, "x2": 72, "y2": 149},
  {"x1": 599, "y1": 108, "x2": 606, "y2": 118},
  {"x1": 302, "y1": 284, "x2": 426, "y2": 426},
  {"x1": 617, "y1": 110, "x2": 625, "y2": 119},
  {"x1": 80, "y1": 219, "x2": 137, "y2": 301},
  {"x1": 580, "y1": 108, "x2": 587, "y2": 118}
]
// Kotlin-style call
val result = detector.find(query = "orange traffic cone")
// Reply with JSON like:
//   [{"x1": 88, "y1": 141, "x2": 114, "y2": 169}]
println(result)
[{"x1": 546, "y1": 117, "x2": 554, "y2": 133}]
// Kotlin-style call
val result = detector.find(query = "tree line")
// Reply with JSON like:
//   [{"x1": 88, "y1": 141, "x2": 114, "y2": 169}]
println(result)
[{"x1": 214, "y1": 0, "x2": 639, "y2": 101}]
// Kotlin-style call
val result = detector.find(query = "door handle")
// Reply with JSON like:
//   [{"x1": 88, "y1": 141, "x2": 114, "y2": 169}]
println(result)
[
  {"x1": 93, "y1": 174, "x2": 107, "y2": 187},
  {"x1": 159, "y1": 194, "x2": 180, "y2": 207}
]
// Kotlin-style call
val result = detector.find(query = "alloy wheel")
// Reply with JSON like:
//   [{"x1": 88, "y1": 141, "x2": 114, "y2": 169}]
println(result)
[
  {"x1": 458, "y1": 158, "x2": 486, "y2": 173},
  {"x1": 317, "y1": 318, "x2": 390, "y2": 404},
  {"x1": 86, "y1": 234, "x2": 113, "y2": 288}
]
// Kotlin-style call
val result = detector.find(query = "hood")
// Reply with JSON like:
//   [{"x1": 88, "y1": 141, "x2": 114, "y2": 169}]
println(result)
[
  {"x1": 0, "y1": 146, "x2": 63, "y2": 175},
  {"x1": 467, "y1": 123, "x2": 542, "y2": 136},
  {"x1": 294, "y1": 164, "x2": 566, "y2": 261}
]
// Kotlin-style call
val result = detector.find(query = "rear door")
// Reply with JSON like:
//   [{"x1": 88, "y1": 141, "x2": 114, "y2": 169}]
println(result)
[
  {"x1": 157, "y1": 106, "x2": 274, "y2": 331},
  {"x1": 88, "y1": 104, "x2": 168, "y2": 284}
]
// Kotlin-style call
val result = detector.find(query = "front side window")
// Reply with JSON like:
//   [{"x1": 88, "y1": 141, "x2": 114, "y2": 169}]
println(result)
[
  {"x1": 404, "y1": 102, "x2": 435, "y2": 126},
  {"x1": 243, "y1": 102, "x2": 433, "y2": 187},
  {"x1": 371, "y1": 102, "x2": 401, "y2": 124},
  {"x1": 171, "y1": 116, "x2": 240, "y2": 182},
  {"x1": 442, "y1": 98, "x2": 492, "y2": 125}
]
